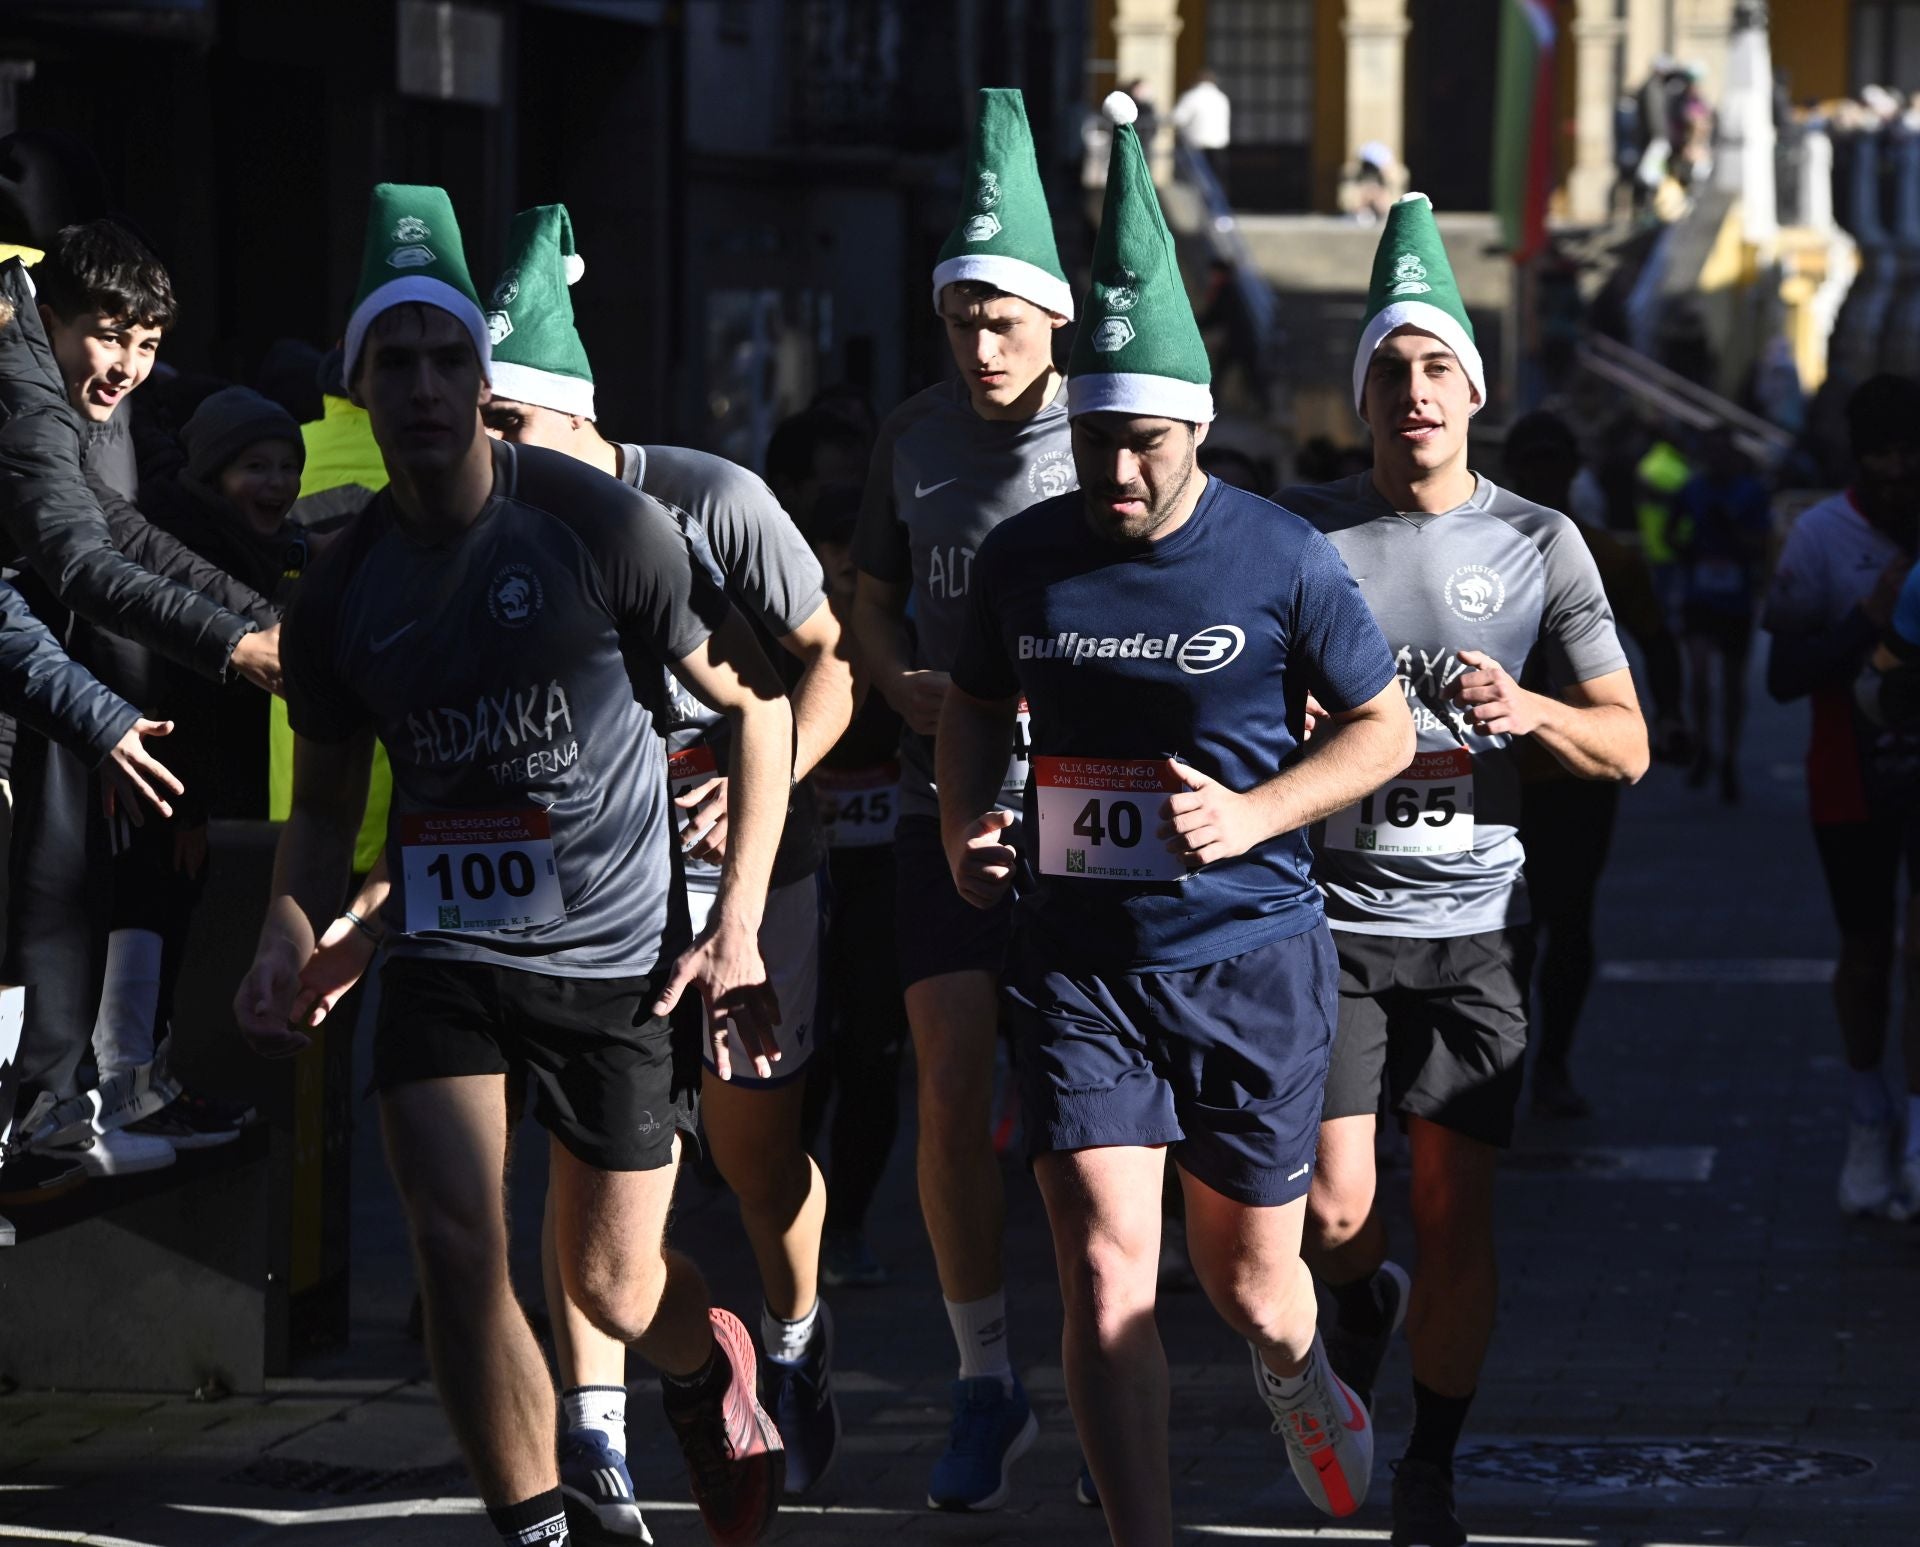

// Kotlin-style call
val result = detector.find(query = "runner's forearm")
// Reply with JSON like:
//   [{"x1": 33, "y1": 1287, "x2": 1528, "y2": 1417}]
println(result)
[
  {"x1": 1528, "y1": 695, "x2": 1648, "y2": 781},
  {"x1": 711, "y1": 691, "x2": 793, "y2": 931},
  {"x1": 851, "y1": 576, "x2": 920, "y2": 714},
  {"x1": 1246, "y1": 689, "x2": 1414, "y2": 837},
  {"x1": 784, "y1": 613, "x2": 857, "y2": 780},
  {"x1": 935, "y1": 686, "x2": 1021, "y2": 852},
  {"x1": 262, "y1": 806, "x2": 363, "y2": 963}
]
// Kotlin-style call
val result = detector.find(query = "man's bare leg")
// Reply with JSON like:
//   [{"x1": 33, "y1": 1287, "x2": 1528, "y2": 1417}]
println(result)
[
  {"x1": 701, "y1": 1073, "x2": 827, "y2": 1320},
  {"x1": 906, "y1": 969, "x2": 1005, "y2": 1306}
]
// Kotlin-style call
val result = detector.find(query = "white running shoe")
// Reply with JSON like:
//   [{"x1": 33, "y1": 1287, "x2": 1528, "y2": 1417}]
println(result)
[
  {"x1": 1251, "y1": 1335, "x2": 1374, "y2": 1518},
  {"x1": 1837, "y1": 1121, "x2": 1898, "y2": 1216},
  {"x1": 1884, "y1": 1153, "x2": 1920, "y2": 1223},
  {"x1": 58, "y1": 1128, "x2": 177, "y2": 1178}
]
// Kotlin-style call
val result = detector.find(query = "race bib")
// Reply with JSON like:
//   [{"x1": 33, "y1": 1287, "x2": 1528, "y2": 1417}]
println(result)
[
  {"x1": 815, "y1": 763, "x2": 899, "y2": 848},
  {"x1": 400, "y1": 809, "x2": 564, "y2": 934},
  {"x1": 1001, "y1": 699, "x2": 1032, "y2": 805},
  {"x1": 1323, "y1": 747, "x2": 1474, "y2": 856},
  {"x1": 1034, "y1": 756, "x2": 1186, "y2": 882},
  {"x1": 668, "y1": 742, "x2": 723, "y2": 858}
]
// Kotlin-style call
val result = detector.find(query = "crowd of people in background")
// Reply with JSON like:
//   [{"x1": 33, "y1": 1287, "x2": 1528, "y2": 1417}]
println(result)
[{"x1": 0, "y1": 62, "x2": 1914, "y2": 1547}]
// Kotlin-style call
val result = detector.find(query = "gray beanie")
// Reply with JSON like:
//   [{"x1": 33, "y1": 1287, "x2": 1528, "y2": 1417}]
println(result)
[{"x1": 183, "y1": 385, "x2": 303, "y2": 485}]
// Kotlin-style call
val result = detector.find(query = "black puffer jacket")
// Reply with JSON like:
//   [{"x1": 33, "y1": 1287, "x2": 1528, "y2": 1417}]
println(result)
[
  {"x1": 0, "y1": 574, "x2": 138, "y2": 765},
  {"x1": 0, "y1": 256, "x2": 262, "y2": 681}
]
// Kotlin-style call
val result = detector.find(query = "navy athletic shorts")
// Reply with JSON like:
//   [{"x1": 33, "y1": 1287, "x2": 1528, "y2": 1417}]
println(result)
[
  {"x1": 892, "y1": 813, "x2": 1027, "y2": 987},
  {"x1": 1002, "y1": 922, "x2": 1338, "y2": 1207}
]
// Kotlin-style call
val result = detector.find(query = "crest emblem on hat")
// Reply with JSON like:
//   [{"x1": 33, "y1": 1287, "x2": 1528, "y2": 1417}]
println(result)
[
  {"x1": 975, "y1": 171, "x2": 1001, "y2": 210},
  {"x1": 1091, "y1": 317, "x2": 1136, "y2": 354},
  {"x1": 1390, "y1": 252, "x2": 1432, "y2": 296},
  {"x1": 964, "y1": 213, "x2": 1002, "y2": 242},
  {"x1": 387, "y1": 244, "x2": 436, "y2": 269},
  {"x1": 486, "y1": 311, "x2": 513, "y2": 345},
  {"x1": 488, "y1": 564, "x2": 544, "y2": 628},
  {"x1": 393, "y1": 216, "x2": 431, "y2": 242},
  {"x1": 1105, "y1": 268, "x2": 1140, "y2": 313},
  {"x1": 491, "y1": 272, "x2": 519, "y2": 309}
]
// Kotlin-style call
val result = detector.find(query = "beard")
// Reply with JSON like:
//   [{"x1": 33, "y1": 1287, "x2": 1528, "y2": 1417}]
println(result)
[{"x1": 1082, "y1": 435, "x2": 1198, "y2": 544}]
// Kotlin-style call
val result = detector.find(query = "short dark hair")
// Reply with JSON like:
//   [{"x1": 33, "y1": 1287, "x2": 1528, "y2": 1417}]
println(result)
[
  {"x1": 36, "y1": 218, "x2": 176, "y2": 330},
  {"x1": 764, "y1": 408, "x2": 866, "y2": 494},
  {"x1": 1847, "y1": 373, "x2": 1920, "y2": 461}
]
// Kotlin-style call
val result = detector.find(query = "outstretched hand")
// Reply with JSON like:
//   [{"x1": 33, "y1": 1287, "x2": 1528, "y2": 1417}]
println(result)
[
  {"x1": 100, "y1": 718, "x2": 183, "y2": 825},
  {"x1": 651, "y1": 914, "x2": 781, "y2": 1081}
]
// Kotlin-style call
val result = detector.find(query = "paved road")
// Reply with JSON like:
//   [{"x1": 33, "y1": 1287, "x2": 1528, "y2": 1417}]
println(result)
[{"x1": 2, "y1": 666, "x2": 1917, "y2": 1546}]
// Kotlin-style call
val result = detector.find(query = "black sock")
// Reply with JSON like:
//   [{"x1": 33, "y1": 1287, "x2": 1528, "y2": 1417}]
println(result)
[
  {"x1": 1405, "y1": 1380, "x2": 1475, "y2": 1472},
  {"x1": 660, "y1": 1341, "x2": 730, "y2": 1410},
  {"x1": 487, "y1": 1489, "x2": 568, "y2": 1545},
  {"x1": 1327, "y1": 1270, "x2": 1393, "y2": 1337}
]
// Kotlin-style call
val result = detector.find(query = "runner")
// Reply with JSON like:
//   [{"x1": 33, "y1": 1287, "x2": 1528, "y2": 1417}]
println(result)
[
  {"x1": 476, "y1": 204, "x2": 854, "y2": 1533},
  {"x1": 850, "y1": 87, "x2": 1076, "y2": 1510},
  {"x1": 940, "y1": 94, "x2": 1413, "y2": 1544},
  {"x1": 1281, "y1": 194, "x2": 1648, "y2": 1547},
  {"x1": 234, "y1": 184, "x2": 794, "y2": 1547},
  {"x1": 1763, "y1": 372, "x2": 1920, "y2": 1220}
]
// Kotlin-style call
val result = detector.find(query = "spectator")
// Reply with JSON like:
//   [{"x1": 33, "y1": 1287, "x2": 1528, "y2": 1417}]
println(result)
[
  {"x1": 1173, "y1": 69, "x2": 1231, "y2": 161},
  {"x1": 1340, "y1": 141, "x2": 1404, "y2": 224}
]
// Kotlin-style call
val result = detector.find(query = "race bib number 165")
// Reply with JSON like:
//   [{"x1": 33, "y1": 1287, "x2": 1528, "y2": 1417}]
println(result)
[
  {"x1": 1323, "y1": 747, "x2": 1474, "y2": 856},
  {"x1": 1034, "y1": 756, "x2": 1186, "y2": 882}
]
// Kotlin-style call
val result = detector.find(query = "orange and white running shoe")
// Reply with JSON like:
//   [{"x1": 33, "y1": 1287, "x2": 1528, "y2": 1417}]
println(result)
[{"x1": 1251, "y1": 1334, "x2": 1374, "y2": 1517}]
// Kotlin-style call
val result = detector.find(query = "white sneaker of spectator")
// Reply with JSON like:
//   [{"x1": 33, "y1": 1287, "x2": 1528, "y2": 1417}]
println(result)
[{"x1": 19, "y1": 1089, "x2": 178, "y2": 1176}]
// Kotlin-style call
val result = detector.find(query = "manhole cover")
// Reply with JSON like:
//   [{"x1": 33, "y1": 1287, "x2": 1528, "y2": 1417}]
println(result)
[
  {"x1": 223, "y1": 1457, "x2": 469, "y2": 1496},
  {"x1": 1456, "y1": 1441, "x2": 1874, "y2": 1489}
]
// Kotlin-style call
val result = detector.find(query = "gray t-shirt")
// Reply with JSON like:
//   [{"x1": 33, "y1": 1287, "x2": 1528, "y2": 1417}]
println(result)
[
  {"x1": 619, "y1": 443, "x2": 829, "y2": 889},
  {"x1": 1280, "y1": 472, "x2": 1628, "y2": 937},
  {"x1": 283, "y1": 439, "x2": 727, "y2": 976},
  {"x1": 853, "y1": 378, "x2": 1077, "y2": 819}
]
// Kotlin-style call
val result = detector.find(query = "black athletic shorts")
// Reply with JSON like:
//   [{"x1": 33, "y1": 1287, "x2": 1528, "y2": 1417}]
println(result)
[
  {"x1": 373, "y1": 956, "x2": 700, "y2": 1171},
  {"x1": 1812, "y1": 819, "x2": 1920, "y2": 940},
  {"x1": 892, "y1": 813, "x2": 1027, "y2": 987},
  {"x1": 1320, "y1": 928, "x2": 1533, "y2": 1149}
]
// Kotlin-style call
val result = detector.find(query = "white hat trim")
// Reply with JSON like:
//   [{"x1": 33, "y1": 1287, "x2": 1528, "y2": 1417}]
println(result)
[
  {"x1": 344, "y1": 276, "x2": 492, "y2": 383},
  {"x1": 487, "y1": 359, "x2": 596, "y2": 420},
  {"x1": 1068, "y1": 371, "x2": 1215, "y2": 424},
  {"x1": 932, "y1": 254, "x2": 1075, "y2": 320},
  {"x1": 1353, "y1": 300, "x2": 1485, "y2": 415}
]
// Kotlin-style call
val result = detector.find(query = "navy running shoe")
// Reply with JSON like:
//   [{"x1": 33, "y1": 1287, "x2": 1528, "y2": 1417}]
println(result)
[
  {"x1": 559, "y1": 1429, "x2": 653, "y2": 1544},
  {"x1": 926, "y1": 1375, "x2": 1038, "y2": 1511},
  {"x1": 764, "y1": 1303, "x2": 841, "y2": 1497}
]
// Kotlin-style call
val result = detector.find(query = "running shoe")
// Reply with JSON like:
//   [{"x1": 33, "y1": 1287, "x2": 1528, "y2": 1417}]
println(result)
[
  {"x1": 662, "y1": 1308, "x2": 783, "y2": 1546},
  {"x1": 819, "y1": 1230, "x2": 887, "y2": 1288},
  {"x1": 764, "y1": 1302, "x2": 840, "y2": 1496},
  {"x1": 1319, "y1": 1259, "x2": 1410, "y2": 1413},
  {"x1": 1885, "y1": 1153, "x2": 1920, "y2": 1224},
  {"x1": 926, "y1": 1374, "x2": 1037, "y2": 1511},
  {"x1": 1838, "y1": 1120, "x2": 1898, "y2": 1217},
  {"x1": 1390, "y1": 1456, "x2": 1466, "y2": 1547},
  {"x1": 0, "y1": 1150, "x2": 86, "y2": 1208},
  {"x1": 559, "y1": 1428, "x2": 653, "y2": 1544},
  {"x1": 1073, "y1": 1460, "x2": 1100, "y2": 1508},
  {"x1": 1252, "y1": 1337, "x2": 1374, "y2": 1518},
  {"x1": 128, "y1": 1090, "x2": 255, "y2": 1150}
]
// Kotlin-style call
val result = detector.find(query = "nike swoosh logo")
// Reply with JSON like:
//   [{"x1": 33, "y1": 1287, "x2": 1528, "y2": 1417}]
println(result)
[
  {"x1": 371, "y1": 621, "x2": 417, "y2": 653},
  {"x1": 915, "y1": 477, "x2": 958, "y2": 498},
  {"x1": 1340, "y1": 1381, "x2": 1369, "y2": 1433}
]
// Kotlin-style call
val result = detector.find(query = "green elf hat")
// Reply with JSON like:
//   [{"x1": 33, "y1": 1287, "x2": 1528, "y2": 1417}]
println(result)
[
  {"x1": 1353, "y1": 191, "x2": 1486, "y2": 415},
  {"x1": 485, "y1": 204, "x2": 594, "y2": 419},
  {"x1": 342, "y1": 183, "x2": 490, "y2": 384},
  {"x1": 1066, "y1": 92, "x2": 1213, "y2": 423},
  {"x1": 931, "y1": 87, "x2": 1074, "y2": 320}
]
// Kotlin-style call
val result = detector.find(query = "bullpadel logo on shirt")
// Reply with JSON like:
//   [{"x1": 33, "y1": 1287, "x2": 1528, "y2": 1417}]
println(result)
[{"x1": 1017, "y1": 624, "x2": 1246, "y2": 674}]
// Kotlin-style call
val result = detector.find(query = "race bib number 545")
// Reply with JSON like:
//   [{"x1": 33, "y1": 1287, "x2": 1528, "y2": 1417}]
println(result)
[
  {"x1": 401, "y1": 810, "x2": 565, "y2": 934},
  {"x1": 1324, "y1": 747, "x2": 1474, "y2": 856},
  {"x1": 1035, "y1": 757, "x2": 1186, "y2": 882}
]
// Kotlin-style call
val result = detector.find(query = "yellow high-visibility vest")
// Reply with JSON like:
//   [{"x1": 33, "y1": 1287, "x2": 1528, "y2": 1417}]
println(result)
[{"x1": 1636, "y1": 440, "x2": 1690, "y2": 565}]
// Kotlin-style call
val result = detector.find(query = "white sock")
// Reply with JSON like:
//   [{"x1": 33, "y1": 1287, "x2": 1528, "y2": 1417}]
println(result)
[
  {"x1": 761, "y1": 1299, "x2": 820, "y2": 1365},
  {"x1": 1907, "y1": 1096, "x2": 1920, "y2": 1161},
  {"x1": 561, "y1": 1385, "x2": 626, "y2": 1452},
  {"x1": 944, "y1": 1291, "x2": 1013, "y2": 1388},
  {"x1": 1252, "y1": 1339, "x2": 1315, "y2": 1404},
  {"x1": 89, "y1": 929, "x2": 165, "y2": 1078}
]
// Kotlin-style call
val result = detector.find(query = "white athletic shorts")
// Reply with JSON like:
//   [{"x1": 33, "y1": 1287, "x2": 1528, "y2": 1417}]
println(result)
[{"x1": 685, "y1": 870, "x2": 823, "y2": 1087}]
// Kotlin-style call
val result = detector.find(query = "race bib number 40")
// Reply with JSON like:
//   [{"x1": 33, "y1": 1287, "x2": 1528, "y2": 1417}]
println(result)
[
  {"x1": 401, "y1": 809, "x2": 564, "y2": 934},
  {"x1": 1001, "y1": 699, "x2": 1032, "y2": 805},
  {"x1": 1324, "y1": 747, "x2": 1474, "y2": 856},
  {"x1": 815, "y1": 763, "x2": 899, "y2": 848},
  {"x1": 1034, "y1": 756, "x2": 1186, "y2": 882}
]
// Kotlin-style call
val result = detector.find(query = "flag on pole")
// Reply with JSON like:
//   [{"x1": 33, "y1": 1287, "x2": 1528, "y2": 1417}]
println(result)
[{"x1": 1494, "y1": 0, "x2": 1557, "y2": 262}]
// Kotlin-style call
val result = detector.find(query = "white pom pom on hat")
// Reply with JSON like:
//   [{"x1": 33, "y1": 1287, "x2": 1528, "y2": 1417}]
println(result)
[
  {"x1": 1103, "y1": 90, "x2": 1138, "y2": 127},
  {"x1": 563, "y1": 253, "x2": 585, "y2": 286}
]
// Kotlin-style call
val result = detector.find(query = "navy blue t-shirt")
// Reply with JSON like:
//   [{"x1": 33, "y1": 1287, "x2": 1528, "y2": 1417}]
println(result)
[{"x1": 951, "y1": 475, "x2": 1396, "y2": 972}]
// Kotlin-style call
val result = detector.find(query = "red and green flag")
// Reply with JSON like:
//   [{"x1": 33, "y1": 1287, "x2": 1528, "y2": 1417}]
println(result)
[{"x1": 1494, "y1": 0, "x2": 1557, "y2": 262}]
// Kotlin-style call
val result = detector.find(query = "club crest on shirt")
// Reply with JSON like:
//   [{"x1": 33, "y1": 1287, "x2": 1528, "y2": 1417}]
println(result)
[
  {"x1": 487, "y1": 563, "x2": 545, "y2": 628},
  {"x1": 1027, "y1": 448, "x2": 1075, "y2": 500},
  {"x1": 1443, "y1": 564, "x2": 1506, "y2": 623}
]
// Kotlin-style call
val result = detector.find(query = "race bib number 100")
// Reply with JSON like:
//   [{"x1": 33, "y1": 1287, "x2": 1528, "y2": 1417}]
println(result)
[
  {"x1": 1324, "y1": 747, "x2": 1474, "y2": 856},
  {"x1": 1034, "y1": 757, "x2": 1186, "y2": 882},
  {"x1": 401, "y1": 809, "x2": 565, "y2": 934}
]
